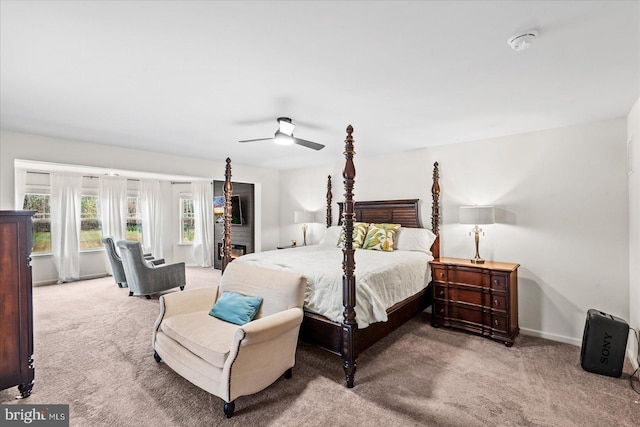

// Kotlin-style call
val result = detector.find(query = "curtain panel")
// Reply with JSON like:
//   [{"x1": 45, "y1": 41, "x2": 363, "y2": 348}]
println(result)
[
  {"x1": 141, "y1": 179, "x2": 163, "y2": 259},
  {"x1": 192, "y1": 181, "x2": 214, "y2": 267},
  {"x1": 99, "y1": 176, "x2": 127, "y2": 241},
  {"x1": 14, "y1": 168, "x2": 27, "y2": 210},
  {"x1": 99, "y1": 176, "x2": 128, "y2": 274},
  {"x1": 50, "y1": 173, "x2": 83, "y2": 283}
]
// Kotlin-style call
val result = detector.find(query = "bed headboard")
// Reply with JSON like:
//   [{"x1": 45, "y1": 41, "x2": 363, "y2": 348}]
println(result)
[{"x1": 337, "y1": 199, "x2": 422, "y2": 228}]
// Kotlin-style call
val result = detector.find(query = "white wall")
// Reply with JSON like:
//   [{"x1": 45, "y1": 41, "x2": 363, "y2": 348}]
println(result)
[
  {"x1": 280, "y1": 118, "x2": 629, "y2": 346},
  {"x1": 0, "y1": 130, "x2": 280, "y2": 284},
  {"x1": 628, "y1": 98, "x2": 640, "y2": 368}
]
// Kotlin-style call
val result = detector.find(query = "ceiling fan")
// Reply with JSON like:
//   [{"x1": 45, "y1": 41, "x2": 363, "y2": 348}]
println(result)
[{"x1": 238, "y1": 117, "x2": 325, "y2": 151}]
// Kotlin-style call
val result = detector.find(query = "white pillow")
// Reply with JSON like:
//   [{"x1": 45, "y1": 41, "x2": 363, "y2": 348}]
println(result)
[
  {"x1": 319, "y1": 226, "x2": 342, "y2": 245},
  {"x1": 396, "y1": 227, "x2": 437, "y2": 254}
]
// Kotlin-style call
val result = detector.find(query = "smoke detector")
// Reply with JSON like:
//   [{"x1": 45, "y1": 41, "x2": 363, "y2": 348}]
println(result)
[{"x1": 507, "y1": 30, "x2": 538, "y2": 51}]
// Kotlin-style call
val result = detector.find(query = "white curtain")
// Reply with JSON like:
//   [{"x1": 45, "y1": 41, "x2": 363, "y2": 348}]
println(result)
[
  {"x1": 14, "y1": 168, "x2": 27, "y2": 209},
  {"x1": 141, "y1": 179, "x2": 163, "y2": 259},
  {"x1": 192, "y1": 181, "x2": 214, "y2": 267},
  {"x1": 50, "y1": 173, "x2": 82, "y2": 283},
  {"x1": 99, "y1": 175, "x2": 128, "y2": 242}
]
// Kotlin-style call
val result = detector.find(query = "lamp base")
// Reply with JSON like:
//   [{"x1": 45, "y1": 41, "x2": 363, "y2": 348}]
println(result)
[{"x1": 470, "y1": 258, "x2": 485, "y2": 264}]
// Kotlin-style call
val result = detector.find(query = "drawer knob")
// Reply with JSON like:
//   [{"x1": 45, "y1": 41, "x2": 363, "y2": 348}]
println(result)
[
  {"x1": 493, "y1": 279, "x2": 499, "y2": 285},
  {"x1": 439, "y1": 272, "x2": 445, "y2": 277},
  {"x1": 494, "y1": 319, "x2": 499, "y2": 326},
  {"x1": 494, "y1": 299, "x2": 499, "y2": 306},
  {"x1": 440, "y1": 308, "x2": 444, "y2": 314},
  {"x1": 439, "y1": 290, "x2": 444, "y2": 296}
]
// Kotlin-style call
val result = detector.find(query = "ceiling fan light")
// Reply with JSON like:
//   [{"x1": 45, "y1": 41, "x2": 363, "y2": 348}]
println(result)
[
  {"x1": 274, "y1": 130, "x2": 294, "y2": 145},
  {"x1": 278, "y1": 118, "x2": 296, "y2": 136}
]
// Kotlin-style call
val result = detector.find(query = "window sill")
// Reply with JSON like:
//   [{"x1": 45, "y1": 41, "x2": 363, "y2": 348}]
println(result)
[
  {"x1": 31, "y1": 252, "x2": 53, "y2": 257},
  {"x1": 80, "y1": 248, "x2": 105, "y2": 254},
  {"x1": 177, "y1": 243, "x2": 193, "y2": 246}
]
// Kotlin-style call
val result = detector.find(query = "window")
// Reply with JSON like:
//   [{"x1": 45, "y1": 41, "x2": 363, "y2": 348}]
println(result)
[
  {"x1": 80, "y1": 195, "x2": 102, "y2": 250},
  {"x1": 23, "y1": 194, "x2": 51, "y2": 254},
  {"x1": 180, "y1": 198, "x2": 194, "y2": 243},
  {"x1": 127, "y1": 196, "x2": 142, "y2": 242}
]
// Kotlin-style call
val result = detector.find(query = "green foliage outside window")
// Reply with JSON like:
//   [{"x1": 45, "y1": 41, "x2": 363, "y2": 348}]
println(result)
[
  {"x1": 181, "y1": 199, "x2": 194, "y2": 243},
  {"x1": 23, "y1": 194, "x2": 51, "y2": 253}
]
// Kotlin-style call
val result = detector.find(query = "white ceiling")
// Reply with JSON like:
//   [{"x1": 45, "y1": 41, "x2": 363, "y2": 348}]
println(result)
[{"x1": 1, "y1": 1, "x2": 638, "y2": 170}]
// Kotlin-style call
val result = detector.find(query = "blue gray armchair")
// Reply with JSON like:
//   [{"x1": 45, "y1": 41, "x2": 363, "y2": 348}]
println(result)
[
  {"x1": 116, "y1": 240, "x2": 186, "y2": 299},
  {"x1": 102, "y1": 236, "x2": 164, "y2": 288}
]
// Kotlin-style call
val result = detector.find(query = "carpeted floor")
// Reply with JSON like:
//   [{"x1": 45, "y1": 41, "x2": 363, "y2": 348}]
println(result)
[{"x1": 1, "y1": 267, "x2": 638, "y2": 426}]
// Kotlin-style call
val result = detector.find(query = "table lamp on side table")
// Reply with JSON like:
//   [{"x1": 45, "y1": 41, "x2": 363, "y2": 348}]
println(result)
[
  {"x1": 294, "y1": 210, "x2": 314, "y2": 246},
  {"x1": 459, "y1": 205, "x2": 495, "y2": 264}
]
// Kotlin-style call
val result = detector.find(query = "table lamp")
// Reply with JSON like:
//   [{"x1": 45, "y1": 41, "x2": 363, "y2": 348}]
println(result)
[
  {"x1": 294, "y1": 210, "x2": 314, "y2": 246},
  {"x1": 459, "y1": 205, "x2": 495, "y2": 264}
]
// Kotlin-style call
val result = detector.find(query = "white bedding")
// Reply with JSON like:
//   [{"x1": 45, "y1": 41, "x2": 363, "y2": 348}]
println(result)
[{"x1": 233, "y1": 245, "x2": 432, "y2": 328}]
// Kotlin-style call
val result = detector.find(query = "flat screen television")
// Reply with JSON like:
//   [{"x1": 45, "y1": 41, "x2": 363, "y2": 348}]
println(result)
[{"x1": 213, "y1": 195, "x2": 244, "y2": 225}]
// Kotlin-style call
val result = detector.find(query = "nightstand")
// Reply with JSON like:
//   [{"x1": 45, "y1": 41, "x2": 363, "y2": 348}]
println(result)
[{"x1": 430, "y1": 257, "x2": 519, "y2": 346}]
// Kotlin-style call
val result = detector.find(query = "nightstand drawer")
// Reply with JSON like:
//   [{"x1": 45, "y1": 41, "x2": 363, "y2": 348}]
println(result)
[
  {"x1": 490, "y1": 274, "x2": 507, "y2": 291},
  {"x1": 451, "y1": 267, "x2": 487, "y2": 287},
  {"x1": 434, "y1": 284, "x2": 447, "y2": 300},
  {"x1": 432, "y1": 266, "x2": 447, "y2": 282},
  {"x1": 450, "y1": 303, "x2": 484, "y2": 326},
  {"x1": 450, "y1": 287, "x2": 484, "y2": 306},
  {"x1": 433, "y1": 301, "x2": 447, "y2": 318},
  {"x1": 491, "y1": 294, "x2": 507, "y2": 312},
  {"x1": 490, "y1": 314, "x2": 508, "y2": 333}
]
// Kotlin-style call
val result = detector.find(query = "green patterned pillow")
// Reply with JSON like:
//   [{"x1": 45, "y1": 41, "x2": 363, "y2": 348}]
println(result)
[
  {"x1": 337, "y1": 222, "x2": 369, "y2": 249},
  {"x1": 362, "y1": 223, "x2": 401, "y2": 251}
]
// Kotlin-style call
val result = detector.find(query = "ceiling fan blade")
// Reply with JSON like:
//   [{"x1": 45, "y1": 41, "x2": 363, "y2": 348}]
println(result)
[
  {"x1": 293, "y1": 137, "x2": 325, "y2": 151},
  {"x1": 238, "y1": 137, "x2": 273, "y2": 143}
]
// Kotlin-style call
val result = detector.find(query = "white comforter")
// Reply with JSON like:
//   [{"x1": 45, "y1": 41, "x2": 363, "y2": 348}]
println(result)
[{"x1": 233, "y1": 245, "x2": 432, "y2": 328}]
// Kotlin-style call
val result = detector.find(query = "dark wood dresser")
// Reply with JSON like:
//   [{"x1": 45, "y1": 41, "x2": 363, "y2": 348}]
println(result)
[
  {"x1": 430, "y1": 257, "x2": 519, "y2": 346},
  {"x1": 0, "y1": 210, "x2": 35, "y2": 397}
]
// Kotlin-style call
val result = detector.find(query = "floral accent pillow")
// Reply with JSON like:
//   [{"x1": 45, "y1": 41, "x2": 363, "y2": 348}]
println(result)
[
  {"x1": 337, "y1": 222, "x2": 369, "y2": 248},
  {"x1": 362, "y1": 223, "x2": 401, "y2": 251}
]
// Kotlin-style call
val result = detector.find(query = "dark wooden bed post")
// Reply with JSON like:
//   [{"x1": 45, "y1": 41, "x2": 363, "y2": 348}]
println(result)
[
  {"x1": 222, "y1": 158, "x2": 233, "y2": 272},
  {"x1": 341, "y1": 125, "x2": 357, "y2": 388},
  {"x1": 431, "y1": 162, "x2": 441, "y2": 260},
  {"x1": 326, "y1": 175, "x2": 332, "y2": 227}
]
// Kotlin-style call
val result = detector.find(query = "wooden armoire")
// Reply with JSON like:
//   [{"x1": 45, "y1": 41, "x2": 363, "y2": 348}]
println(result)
[{"x1": 0, "y1": 210, "x2": 35, "y2": 398}]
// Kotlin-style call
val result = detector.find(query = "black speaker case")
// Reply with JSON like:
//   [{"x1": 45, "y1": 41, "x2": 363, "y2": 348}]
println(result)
[{"x1": 580, "y1": 309, "x2": 629, "y2": 378}]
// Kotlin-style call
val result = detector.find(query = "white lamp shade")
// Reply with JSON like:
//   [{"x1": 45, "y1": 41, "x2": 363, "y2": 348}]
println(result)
[
  {"x1": 294, "y1": 210, "x2": 314, "y2": 224},
  {"x1": 459, "y1": 206, "x2": 495, "y2": 225}
]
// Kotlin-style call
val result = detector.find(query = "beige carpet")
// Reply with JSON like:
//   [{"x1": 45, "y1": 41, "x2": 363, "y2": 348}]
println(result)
[{"x1": 1, "y1": 267, "x2": 638, "y2": 426}]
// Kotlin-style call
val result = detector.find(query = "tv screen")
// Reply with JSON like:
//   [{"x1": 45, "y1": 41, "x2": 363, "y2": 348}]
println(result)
[{"x1": 213, "y1": 195, "x2": 244, "y2": 225}]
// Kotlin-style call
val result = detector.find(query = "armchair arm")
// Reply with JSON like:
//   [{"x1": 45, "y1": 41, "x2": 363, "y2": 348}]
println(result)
[
  {"x1": 222, "y1": 307, "x2": 304, "y2": 402},
  {"x1": 146, "y1": 262, "x2": 186, "y2": 293},
  {"x1": 235, "y1": 308, "x2": 304, "y2": 347},
  {"x1": 157, "y1": 286, "x2": 218, "y2": 322}
]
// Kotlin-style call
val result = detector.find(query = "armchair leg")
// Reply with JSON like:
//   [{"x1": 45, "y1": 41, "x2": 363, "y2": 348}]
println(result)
[
  {"x1": 153, "y1": 351, "x2": 162, "y2": 363},
  {"x1": 285, "y1": 368, "x2": 293, "y2": 379},
  {"x1": 129, "y1": 291, "x2": 133, "y2": 297},
  {"x1": 179, "y1": 285, "x2": 185, "y2": 291},
  {"x1": 117, "y1": 283, "x2": 124, "y2": 288},
  {"x1": 145, "y1": 295, "x2": 151, "y2": 300},
  {"x1": 223, "y1": 401, "x2": 235, "y2": 418}
]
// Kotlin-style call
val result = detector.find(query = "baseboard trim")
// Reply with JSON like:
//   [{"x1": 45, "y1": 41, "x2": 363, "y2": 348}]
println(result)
[
  {"x1": 519, "y1": 327, "x2": 582, "y2": 347},
  {"x1": 34, "y1": 273, "x2": 110, "y2": 286},
  {"x1": 628, "y1": 349, "x2": 639, "y2": 370}
]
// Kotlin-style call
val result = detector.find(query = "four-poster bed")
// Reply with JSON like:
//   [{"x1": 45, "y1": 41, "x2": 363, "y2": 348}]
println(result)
[{"x1": 222, "y1": 125, "x2": 441, "y2": 388}]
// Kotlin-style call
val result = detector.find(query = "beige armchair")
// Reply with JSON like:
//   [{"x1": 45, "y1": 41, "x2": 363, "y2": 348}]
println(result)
[{"x1": 152, "y1": 262, "x2": 306, "y2": 418}]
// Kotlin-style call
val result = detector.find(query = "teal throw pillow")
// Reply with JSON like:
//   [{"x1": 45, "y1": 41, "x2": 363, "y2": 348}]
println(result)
[{"x1": 209, "y1": 291, "x2": 263, "y2": 325}]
